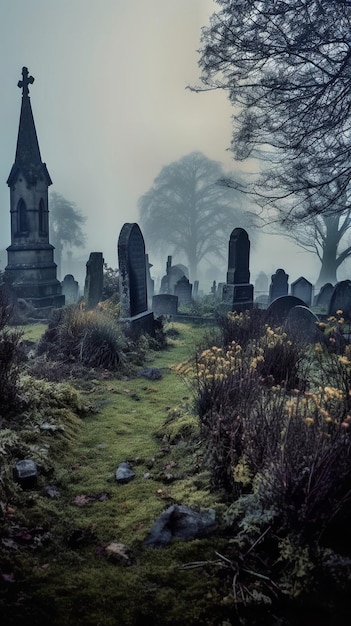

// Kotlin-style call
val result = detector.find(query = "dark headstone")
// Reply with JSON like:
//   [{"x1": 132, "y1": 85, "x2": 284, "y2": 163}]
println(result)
[
  {"x1": 152, "y1": 294, "x2": 178, "y2": 316},
  {"x1": 13, "y1": 459, "x2": 38, "y2": 488},
  {"x1": 314, "y1": 283, "x2": 334, "y2": 309},
  {"x1": 290, "y1": 276, "x2": 313, "y2": 306},
  {"x1": 61, "y1": 274, "x2": 79, "y2": 305},
  {"x1": 84, "y1": 252, "x2": 104, "y2": 309},
  {"x1": 118, "y1": 224, "x2": 148, "y2": 317},
  {"x1": 328, "y1": 280, "x2": 351, "y2": 318},
  {"x1": 265, "y1": 295, "x2": 306, "y2": 324},
  {"x1": 284, "y1": 306, "x2": 322, "y2": 342},
  {"x1": 174, "y1": 276, "x2": 193, "y2": 305},
  {"x1": 269, "y1": 268, "x2": 289, "y2": 303},
  {"x1": 222, "y1": 228, "x2": 253, "y2": 311},
  {"x1": 227, "y1": 227, "x2": 250, "y2": 285}
]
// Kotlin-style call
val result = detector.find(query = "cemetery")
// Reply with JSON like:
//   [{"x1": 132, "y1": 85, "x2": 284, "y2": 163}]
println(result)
[{"x1": 2, "y1": 68, "x2": 351, "y2": 626}]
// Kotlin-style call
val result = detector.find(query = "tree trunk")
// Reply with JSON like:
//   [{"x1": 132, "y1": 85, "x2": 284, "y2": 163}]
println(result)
[{"x1": 315, "y1": 217, "x2": 340, "y2": 289}]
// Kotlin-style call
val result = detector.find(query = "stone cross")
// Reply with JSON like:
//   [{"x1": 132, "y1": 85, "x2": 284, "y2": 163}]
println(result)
[{"x1": 18, "y1": 67, "x2": 34, "y2": 96}]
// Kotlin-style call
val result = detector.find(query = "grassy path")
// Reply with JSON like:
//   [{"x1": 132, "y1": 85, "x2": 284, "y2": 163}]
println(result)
[{"x1": 3, "y1": 322, "x2": 228, "y2": 626}]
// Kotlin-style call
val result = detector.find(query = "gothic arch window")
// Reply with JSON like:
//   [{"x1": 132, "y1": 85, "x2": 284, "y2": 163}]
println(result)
[
  {"x1": 39, "y1": 198, "x2": 47, "y2": 234},
  {"x1": 18, "y1": 199, "x2": 28, "y2": 233}
]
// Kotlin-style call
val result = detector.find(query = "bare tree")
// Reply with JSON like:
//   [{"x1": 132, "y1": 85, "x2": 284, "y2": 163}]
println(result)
[
  {"x1": 195, "y1": 1, "x2": 351, "y2": 219},
  {"x1": 138, "y1": 152, "x2": 253, "y2": 282}
]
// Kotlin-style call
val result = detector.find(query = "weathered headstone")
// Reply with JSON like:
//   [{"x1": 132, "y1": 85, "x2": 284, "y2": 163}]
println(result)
[
  {"x1": 61, "y1": 274, "x2": 79, "y2": 305},
  {"x1": 269, "y1": 269, "x2": 289, "y2": 303},
  {"x1": 265, "y1": 295, "x2": 306, "y2": 324},
  {"x1": 290, "y1": 276, "x2": 313, "y2": 306},
  {"x1": 284, "y1": 305, "x2": 323, "y2": 342},
  {"x1": 152, "y1": 294, "x2": 178, "y2": 316},
  {"x1": 84, "y1": 252, "x2": 104, "y2": 309},
  {"x1": 314, "y1": 282, "x2": 334, "y2": 310},
  {"x1": 174, "y1": 275, "x2": 193, "y2": 305},
  {"x1": 328, "y1": 280, "x2": 351, "y2": 318},
  {"x1": 255, "y1": 271, "x2": 269, "y2": 296},
  {"x1": 145, "y1": 254, "x2": 154, "y2": 309},
  {"x1": 118, "y1": 223, "x2": 154, "y2": 336},
  {"x1": 222, "y1": 228, "x2": 253, "y2": 311}
]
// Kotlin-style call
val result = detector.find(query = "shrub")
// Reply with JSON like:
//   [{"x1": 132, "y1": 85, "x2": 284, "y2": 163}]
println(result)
[
  {"x1": 178, "y1": 309, "x2": 351, "y2": 540},
  {"x1": 37, "y1": 304, "x2": 126, "y2": 371},
  {"x1": 0, "y1": 287, "x2": 25, "y2": 418}
]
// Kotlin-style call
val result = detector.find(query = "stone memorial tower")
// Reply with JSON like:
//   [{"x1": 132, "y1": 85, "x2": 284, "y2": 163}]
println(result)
[{"x1": 5, "y1": 67, "x2": 64, "y2": 309}]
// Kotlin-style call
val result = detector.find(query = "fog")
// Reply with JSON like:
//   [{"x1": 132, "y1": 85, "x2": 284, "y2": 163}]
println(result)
[{"x1": 0, "y1": 0, "x2": 328, "y2": 289}]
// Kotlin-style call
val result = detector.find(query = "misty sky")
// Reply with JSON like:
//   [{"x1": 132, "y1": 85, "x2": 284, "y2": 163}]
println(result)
[{"x1": 0, "y1": 0, "x2": 324, "y2": 287}]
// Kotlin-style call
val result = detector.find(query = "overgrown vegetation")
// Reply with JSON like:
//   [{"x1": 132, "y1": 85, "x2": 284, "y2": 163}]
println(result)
[
  {"x1": 175, "y1": 309, "x2": 351, "y2": 619},
  {"x1": 2, "y1": 303, "x2": 351, "y2": 624}
]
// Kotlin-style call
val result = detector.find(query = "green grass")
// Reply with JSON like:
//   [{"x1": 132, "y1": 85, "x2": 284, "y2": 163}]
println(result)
[
  {"x1": 1, "y1": 320, "x2": 228, "y2": 626},
  {"x1": 20, "y1": 322, "x2": 48, "y2": 342}
]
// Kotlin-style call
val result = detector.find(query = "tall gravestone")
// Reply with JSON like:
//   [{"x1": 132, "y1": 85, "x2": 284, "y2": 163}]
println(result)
[
  {"x1": 174, "y1": 275, "x2": 193, "y2": 305},
  {"x1": 84, "y1": 252, "x2": 104, "y2": 309},
  {"x1": 314, "y1": 283, "x2": 334, "y2": 311},
  {"x1": 222, "y1": 228, "x2": 253, "y2": 311},
  {"x1": 290, "y1": 276, "x2": 313, "y2": 306},
  {"x1": 269, "y1": 269, "x2": 289, "y2": 303},
  {"x1": 61, "y1": 274, "x2": 79, "y2": 305},
  {"x1": 118, "y1": 223, "x2": 154, "y2": 336}
]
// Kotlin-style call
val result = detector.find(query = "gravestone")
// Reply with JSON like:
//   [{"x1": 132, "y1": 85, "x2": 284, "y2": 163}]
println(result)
[
  {"x1": 269, "y1": 269, "x2": 289, "y2": 303},
  {"x1": 328, "y1": 280, "x2": 351, "y2": 319},
  {"x1": 290, "y1": 276, "x2": 313, "y2": 306},
  {"x1": 152, "y1": 294, "x2": 178, "y2": 316},
  {"x1": 314, "y1": 283, "x2": 334, "y2": 311},
  {"x1": 61, "y1": 274, "x2": 79, "y2": 305},
  {"x1": 159, "y1": 256, "x2": 187, "y2": 294},
  {"x1": 284, "y1": 305, "x2": 322, "y2": 342},
  {"x1": 174, "y1": 275, "x2": 193, "y2": 305},
  {"x1": 118, "y1": 223, "x2": 154, "y2": 336},
  {"x1": 222, "y1": 228, "x2": 253, "y2": 311},
  {"x1": 84, "y1": 252, "x2": 104, "y2": 309},
  {"x1": 255, "y1": 271, "x2": 269, "y2": 296},
  {"x1": 265, "y1": 295, "x2": 306, "y2": 324},
  {"x1": 145, "y1": 254, "x2": 154, "y2": 309}
]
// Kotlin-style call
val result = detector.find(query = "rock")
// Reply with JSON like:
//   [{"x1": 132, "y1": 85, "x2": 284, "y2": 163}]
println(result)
[
  {"x1": 138, "y1": 367, "x2": 163, "y2": 380},
  {"x1": 145, "y1": 504, "x2": 217, "y2": 548},
  {"x1": 115, "y1": 462, "x2": 135, "y2": 484},
  {"x1": 42, "y1": 484, "x2": 60, "y2": 498},
  {"x1": 105, "y1": 542, "x2": 133, "y2": 565},
  {"x1": 13, "y1": 459, "x2": 38, "y2": 488}
]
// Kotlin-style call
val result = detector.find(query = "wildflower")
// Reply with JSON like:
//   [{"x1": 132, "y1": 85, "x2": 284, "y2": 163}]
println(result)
[
  {"x1": 305, "y1": 418, "x2": 314, "y2": 425},
  {"x1": 338, "y1": 356, "x2": 350, "y2": 366},
  {"x1": 336, "y1": 310, "x2": 343, "y2": 316}
]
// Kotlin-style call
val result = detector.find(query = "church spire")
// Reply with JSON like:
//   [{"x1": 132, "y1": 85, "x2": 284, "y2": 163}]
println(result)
[{"x1": 7, "y1": 66, "x2": 52, "y2": 187}]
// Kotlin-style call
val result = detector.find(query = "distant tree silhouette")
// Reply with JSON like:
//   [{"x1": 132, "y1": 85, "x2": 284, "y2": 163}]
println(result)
[
  {"x1": 138, "y1": 152, "x2": 253, "y2": 282},
  {"x1": 49, "y1": 192, "x2": 86, "y2": 279}
]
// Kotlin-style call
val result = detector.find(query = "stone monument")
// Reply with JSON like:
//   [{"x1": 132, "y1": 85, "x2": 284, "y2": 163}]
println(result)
[
  {"x1": 222, "y1": 228, "x2": 253, "y2": 311},
  {"x1": 118, "y1": 223, "x2": 154, "y2": 336}
]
